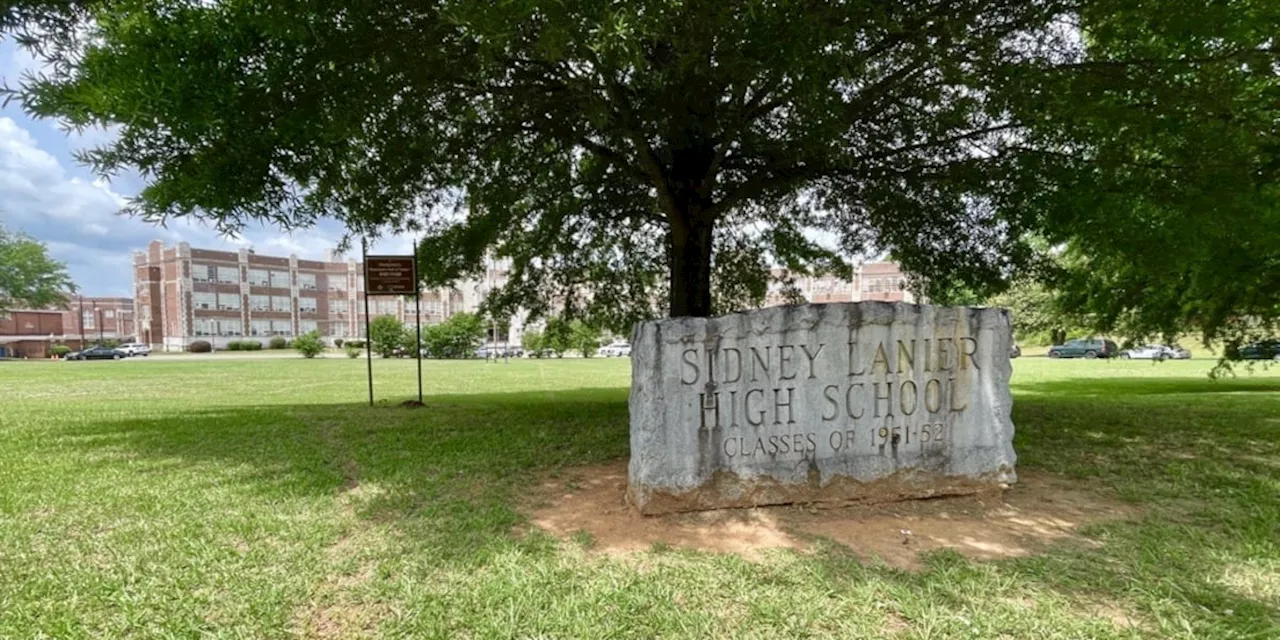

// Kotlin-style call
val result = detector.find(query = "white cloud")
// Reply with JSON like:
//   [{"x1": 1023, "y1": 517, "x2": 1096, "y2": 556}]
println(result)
[{"x1": 0, "y1": 115, "x2": 355, "y2": 296}]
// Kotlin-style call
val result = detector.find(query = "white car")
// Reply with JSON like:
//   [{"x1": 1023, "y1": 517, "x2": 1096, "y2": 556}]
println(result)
[
  {"x1": 1122, "y1": 344, "x2": 1188, "y2": 360},
  {"x1": 598, "y1": 342, "x2": 632, "y2": 357},
  {"x1": 119, "y1": 343, "x2": 151, "y2": 357}
]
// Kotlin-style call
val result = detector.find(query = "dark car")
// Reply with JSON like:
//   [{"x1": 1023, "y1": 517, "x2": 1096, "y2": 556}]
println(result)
[
  {"x1": 1236, "y1": 341, "x2": 1280, "y2": 361},
  {"x1": 1047, "y1": 338, "x2": 1119, "y2": 359},
  {"x1": 66, "y1": 345, "x2": 127, "y2": 361}
]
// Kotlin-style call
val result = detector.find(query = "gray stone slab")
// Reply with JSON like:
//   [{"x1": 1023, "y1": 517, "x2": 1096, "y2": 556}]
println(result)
[{"x1": 627, "y1": 302, "x2": 1016, "y2": 515}]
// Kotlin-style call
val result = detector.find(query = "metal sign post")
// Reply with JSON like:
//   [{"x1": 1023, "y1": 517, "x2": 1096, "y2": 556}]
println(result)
[
  {"x1": 363, "y1": 249, "x2": 423, "y2": 406},
  {"x1": 413, "y1": 239, "x2": 423, "y2": 404},
  {"x1": 361, "y1": 239, "x2": 374, "y2": 407}
]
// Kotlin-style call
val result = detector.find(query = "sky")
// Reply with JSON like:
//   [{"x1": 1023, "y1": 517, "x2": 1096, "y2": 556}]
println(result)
[{"x1": 0, "y1": 40, "x2": 413, "y2": 298}]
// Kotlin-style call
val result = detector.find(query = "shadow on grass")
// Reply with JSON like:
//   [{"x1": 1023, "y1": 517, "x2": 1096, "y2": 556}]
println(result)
[
  {"x1": 59, "y1": 387, "x2": 630, "y2": 565},
  {"x1": 60, "y1": 378, "x2": 1279, "y2": 635}
]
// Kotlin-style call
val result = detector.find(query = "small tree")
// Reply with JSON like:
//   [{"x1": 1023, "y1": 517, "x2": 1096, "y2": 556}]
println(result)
[
  {"x1": 570, "y1": 321, "x2": 603, "y2": 358},
  {"x1": 268, "y1": 336, "x2": 288, "y2": 349},
  {"x1": 369, "y1": 315, "x2": 406, "y2": 358},
  {"x1": 443, "y1": 312, "x2": 485, "y2": 357},
  {"x1": 345, "y1": 344, "x2": 362, "y2": 358},
  {"x1": 293, "y1": 331, "x2": 325, "y2": 358},
  {"x1": 543, "y1": 317, "x2": 572, "y2": 358},
  {"x1": 521, "y1": 330, "x2": 544, "y2": 356},
  {"x1": 333, "y1": 338, "x2": 344, "y2": 348}
]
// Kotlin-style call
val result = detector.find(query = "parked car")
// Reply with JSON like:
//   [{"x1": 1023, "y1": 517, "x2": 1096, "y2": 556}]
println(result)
[
  {"x1": 66, "y1": 345, "x2": 127, "y2": 361},
  {"x1": 119, "y1": 342, "x2": 151, "y2": 357},
  {"x1": 1047, "y1": 338, "x2": 1119, "y2": 359},
  {"x1": 1009, "y1": 344, "x2": 1021, "y2": 359},
  {"x1": 599, "y1": 341, "x2": 632, "y2": 357},
  {"x1": 1122, "y1": 344, "x2": 1180, "y2": 360},
  {"x1": 1236, "y1": 340, "x2": 1280, "y2": 361}
]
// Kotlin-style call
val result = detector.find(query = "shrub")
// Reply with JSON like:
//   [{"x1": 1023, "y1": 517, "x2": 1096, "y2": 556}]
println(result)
[
  {"x1": 345, "y1": 344, "x2": 362, "y2": 358},
  {"x1": 293, "y1": 331, "x2": 325, "y2": 358},
  {"x1": 268, "y1": 336, "x2": 288, "y2": 349},
  {"x1": 50, "y1": 345, "x2": 72, "y2": 357},
  {"x1": 100, "y1": 338, "x2": 121, "y2": 348},
  {"x1": 228, "y1": 339, "x2": 263, "y2": 351},
  {"x1": 188, "y1": 340, "x2": 213, "y2": 353},
  {"x1": 333, "y1": 338, "x2": 344, "y2": 348}
]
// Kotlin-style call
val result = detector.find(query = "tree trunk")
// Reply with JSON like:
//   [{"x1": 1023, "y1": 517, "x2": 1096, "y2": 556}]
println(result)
[{"x1": 668, "y1": 217, "x2": 715, "y2": 318}]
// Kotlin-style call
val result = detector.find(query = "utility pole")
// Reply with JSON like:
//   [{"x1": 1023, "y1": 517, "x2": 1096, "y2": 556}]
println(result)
[{"x1": 96, "y1": 303, "x2": 104, "y2": 344}]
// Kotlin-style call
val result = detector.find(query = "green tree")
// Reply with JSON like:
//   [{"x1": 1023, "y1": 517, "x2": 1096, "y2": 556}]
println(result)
[
  {"x1": 569, "y1": 321, "x2": 602, "y2": 358},
  {"x1": 988, "y1": 281, "x2": 1088, "y2": 346},
  {"x1": 521, "y1": 329, "x2": 544, "y2": 356},
  {"x1": 442, "y1": 312, "x2": 485, "y2": 357},
  {"x1": 421, "y1": 313, "x2": 485, "y2": 358},
  {"x1": 292, "y1": 331, "x2": 325, "y2": 358},
  {"x1": 0, "y1": 224, "x2": 75, "y2": 311},
  {"x1": 369, "y1": 315, "x2": 406, "y2": 358},
  {"x1": 6, "y1": 1, "x2": 1276, "y2": 339},
  {"x1": 542, "y1": 317, "x2": 572, "y2": 358}
]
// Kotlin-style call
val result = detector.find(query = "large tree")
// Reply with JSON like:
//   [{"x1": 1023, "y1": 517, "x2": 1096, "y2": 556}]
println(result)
[
  {"x1": 0, "y1": 223, "x2": 75, "y2": 311},
  {"x1": 4, "y1": 1, "x2": 1276, "y2": 337}
]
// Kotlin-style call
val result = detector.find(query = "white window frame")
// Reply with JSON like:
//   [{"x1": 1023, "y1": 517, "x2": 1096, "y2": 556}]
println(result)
[
  {"x1": 297, "y1": 273, "x2": 317, "y2": 290},
  {"x1": 269, "y1": 271, "x2": 291, "y2": 288},
  {"x1": 220, "y1": 319, "x2": 244, "y2": 336},
  {"x1": 218, "y1": 293, "x2": 242, "y2": 311},
  {"x1": 217, "y1": 266, "x2": 239, "y2": 284},
  {"x1": 191, "y1": 264, "x2": 213, "y2": 282},
  {"x1": 193, "y1": 292, "x2": 216, "y2": 310},
  {"x1": 271, "y1": 295, "x2": 292, "y2": 312},
  {"x1": 249, "y1": 295, "x2": 270, "y2": 311},
  {"x1": 248, "y1": 269, "x2": 270, "y2": 286},
  {"x1": 298, "y1": 296, "x2": 318, "y2": 314},
  {"x1": 193, "y1": 318, "x2": 217, "y2": 336}
]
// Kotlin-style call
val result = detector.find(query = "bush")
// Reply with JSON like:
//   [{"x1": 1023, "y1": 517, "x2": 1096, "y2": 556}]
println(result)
[
  {"x1": 50, "y1": 345, "x2": 72, "y2": 357},
  {"x1": 346, "y1": 339, "x2": 366, "y2": 349},
  {"x1": 293, "y1": 331, "x2": 325, "y2": 358},
  {"x1": 345, "y1": 344, "x2": 363, "y2": 358},
  {"x1": 100, "y1": 338, "x2": 121, "y2": 348},
  {"x1": 333, "y1": 338, "x2": 344, "y2": 348},
  {"x1": 188, "y1": 340, "x2": 213, "y2": 353},
  {"x1": 268, "y1": 336, "x2": 288, "y2": 349},
  {"x1": 370, "y1": 315, "x2": 406, "y2": 358},
  {"x1": 227, "y1": 339, "x2": 264, "y2": 351}
]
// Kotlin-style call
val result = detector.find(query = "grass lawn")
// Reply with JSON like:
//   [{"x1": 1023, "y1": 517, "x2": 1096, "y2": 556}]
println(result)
[{"x1": 0, "y1": 355, "x2": 1277, "y2": 638}]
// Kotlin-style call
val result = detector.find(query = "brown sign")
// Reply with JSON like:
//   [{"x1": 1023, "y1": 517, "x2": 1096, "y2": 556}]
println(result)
[{"x1": 365, "y1": 255, "x2": 417, "y2": 295}]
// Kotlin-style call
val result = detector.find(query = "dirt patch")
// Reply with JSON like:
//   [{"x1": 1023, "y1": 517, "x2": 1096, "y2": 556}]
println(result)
[{"x1": 528, "y1": 460, "x2": 1134, "y2": 569}]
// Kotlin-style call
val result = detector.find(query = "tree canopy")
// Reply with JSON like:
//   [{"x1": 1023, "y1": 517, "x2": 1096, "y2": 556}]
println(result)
[
  {"x1": 4, "y1": 1, "x2": 1277, "y2": 342},
  {"x1": 0, "y1": 223, "x2": 75, "y2": 311}
]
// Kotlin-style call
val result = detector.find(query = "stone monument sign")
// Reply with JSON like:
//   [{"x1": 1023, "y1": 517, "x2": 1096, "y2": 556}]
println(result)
[{"x1": 628, "y1": 302, "x2": 1016, "y2": 515}]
